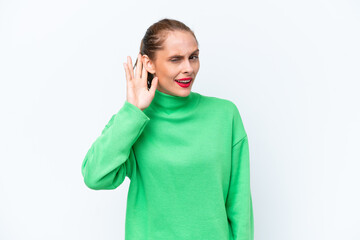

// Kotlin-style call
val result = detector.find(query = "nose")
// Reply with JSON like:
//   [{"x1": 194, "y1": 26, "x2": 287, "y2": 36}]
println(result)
[{"x1": 182, "y1": 59, "x2": 194, "y2": 74}]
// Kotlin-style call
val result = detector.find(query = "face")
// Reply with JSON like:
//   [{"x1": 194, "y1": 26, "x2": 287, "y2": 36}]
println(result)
[{"x1": 143, "y1": 30, "x2": 200, "y2": 97}]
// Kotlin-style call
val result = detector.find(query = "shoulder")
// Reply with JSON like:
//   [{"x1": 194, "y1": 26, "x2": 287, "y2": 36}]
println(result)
[
  {"x1": 196, "y1": 92, "x2": 247, "y2": 143},
  {"x1": 196, "y1": 92, "x2": 236, "y2": 112},
  {"x1": 196, "y1": 92, "x2": 241, "y2": 117}
]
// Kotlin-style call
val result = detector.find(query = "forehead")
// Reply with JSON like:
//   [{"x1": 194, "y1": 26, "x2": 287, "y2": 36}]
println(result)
[{"x1": 160, "y1": 31, "x2": 198, "y2": 55}]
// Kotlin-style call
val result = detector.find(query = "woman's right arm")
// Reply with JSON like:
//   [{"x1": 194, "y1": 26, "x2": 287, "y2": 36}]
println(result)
[
  {"x1": 81, "y1": 100, "x2": 150, "y2": 190},
  {"x1": 82, "y1": 53, "x2": 158, "y2": 190}
]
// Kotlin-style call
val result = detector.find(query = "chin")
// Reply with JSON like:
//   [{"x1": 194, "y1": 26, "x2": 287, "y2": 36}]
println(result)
[
  {"x1": 159, "y1": 84, "x2": 193, "y2": 97},
  {"x1": 173, "y1": 88, "x2": 192, "y2": 97}
]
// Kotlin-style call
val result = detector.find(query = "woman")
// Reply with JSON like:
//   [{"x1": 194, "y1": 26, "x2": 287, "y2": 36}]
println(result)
[{"x1": 81, "y1": 18, "x2": 254, "y2": 240}]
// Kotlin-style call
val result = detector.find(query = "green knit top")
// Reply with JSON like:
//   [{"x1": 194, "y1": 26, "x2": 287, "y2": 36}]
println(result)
[{"x1": 81, "y1": 89, "x2": 254, "y2": 240}]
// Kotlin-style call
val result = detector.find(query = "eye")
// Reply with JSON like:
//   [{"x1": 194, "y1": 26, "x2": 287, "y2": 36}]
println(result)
[
  {"x1": 170, "y1": 59, "x2": 179, "y2": 62},
  {"x1": 190, "y1": 55, "x2": 199, "y2": 60}
]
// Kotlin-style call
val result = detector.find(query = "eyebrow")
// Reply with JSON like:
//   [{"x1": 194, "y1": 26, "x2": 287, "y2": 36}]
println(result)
[{"x1": 168, "y1": 49, "x2": 199, "y2": 58}]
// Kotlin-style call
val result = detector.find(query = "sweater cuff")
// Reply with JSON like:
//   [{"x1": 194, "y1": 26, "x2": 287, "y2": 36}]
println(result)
[{"x1": 121, "y1": 100, "x2": 150, "y2": 121}]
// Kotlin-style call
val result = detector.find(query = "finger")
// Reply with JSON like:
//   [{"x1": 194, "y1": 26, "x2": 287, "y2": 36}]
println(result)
[
  {"x1": 135, "y1": 53, "x2": 142, "y2": 80},
  {"x1": 123, "y1": 63, "x2": 131, "y2": 83},
  {"x1": 127, "y1": 56, "x2": 134, "y2": 80},
  {"x1": 149, "y1": 76, "x2": 158, "y2": 94},
  {"x1": 141, "y1": 59, "x2": 148, "y2": 83}
]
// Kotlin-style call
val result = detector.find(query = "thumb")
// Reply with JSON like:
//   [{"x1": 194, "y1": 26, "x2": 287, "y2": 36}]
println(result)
[{"x1": 149, "y1": 77, "x2": 158, "y2": 95}]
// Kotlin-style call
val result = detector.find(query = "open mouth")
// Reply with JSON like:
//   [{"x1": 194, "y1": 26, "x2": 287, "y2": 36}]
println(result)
[
  {"x1": 175, "y1": 79, "x2": 192, "y2": 83},
  {"x1": 175, "y1": 79, "x2": 192, "y2": 88}
]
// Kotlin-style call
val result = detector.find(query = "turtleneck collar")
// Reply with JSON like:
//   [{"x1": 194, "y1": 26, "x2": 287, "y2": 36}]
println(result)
[{"x1": 147, "y1": 89, "x2": 201, "y2": 116}]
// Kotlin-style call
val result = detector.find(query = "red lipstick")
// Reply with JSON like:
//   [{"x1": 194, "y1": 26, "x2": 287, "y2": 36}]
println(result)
[
  {"x1": 176, "y1": 77, "x2": 192, "y2": 81},
  {"x1": 175, "y1": 77, "x2": 192, "y2": 88}
]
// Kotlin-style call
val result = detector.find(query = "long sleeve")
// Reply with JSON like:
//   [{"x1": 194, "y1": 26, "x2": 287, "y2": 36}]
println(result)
[
  {"x1": 226, "y1": 135, "x2": 254, "y2": 240},
  {"x1": 81, "y1": 100, "x2": 150, "y2": 190}
]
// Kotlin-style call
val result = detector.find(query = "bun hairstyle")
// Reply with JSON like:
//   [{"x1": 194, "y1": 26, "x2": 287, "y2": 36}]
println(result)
[{"x1": 134, "y1": 18, "x2": 198, "y2": 88}]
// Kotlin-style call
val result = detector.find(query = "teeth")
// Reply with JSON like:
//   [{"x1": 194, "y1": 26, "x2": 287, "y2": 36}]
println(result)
[{"x1": 177, "y1": 80, "x2": 191, "y2": 83}]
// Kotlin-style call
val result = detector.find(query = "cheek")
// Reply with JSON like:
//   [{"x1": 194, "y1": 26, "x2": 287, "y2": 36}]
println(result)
[
  {"x1": 159, "y1": 65, "x2": 175, "y2": 78},
  {"x1": 195, "y1": 63, "x2": 200, "y2": 71},
  {"x1": 166, "y1": 68, "x2": 179, "y2": 80},
  {"x1": 158, "y1": 64, "x2": 182, "y2": 81}
]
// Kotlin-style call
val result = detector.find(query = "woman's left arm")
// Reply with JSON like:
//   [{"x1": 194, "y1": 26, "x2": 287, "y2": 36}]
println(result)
[{"x1": 226, "y1": 134, "x2": 254, "y2": 240}]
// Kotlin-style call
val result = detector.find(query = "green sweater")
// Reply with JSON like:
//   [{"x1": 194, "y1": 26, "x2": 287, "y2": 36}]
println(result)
[{"x1": 81, "y1": 89, "x2": 254, "y2": 240}]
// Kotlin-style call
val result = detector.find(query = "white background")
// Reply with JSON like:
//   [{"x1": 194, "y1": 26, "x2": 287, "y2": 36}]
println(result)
[{"x1": 1, "y1": 0, "x2": 359, "y2": 239}]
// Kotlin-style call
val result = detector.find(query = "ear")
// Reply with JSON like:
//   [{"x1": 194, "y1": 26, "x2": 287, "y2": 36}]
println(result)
[{"x1": 142, "y1": 55, "x2": 156, "y2": 74}]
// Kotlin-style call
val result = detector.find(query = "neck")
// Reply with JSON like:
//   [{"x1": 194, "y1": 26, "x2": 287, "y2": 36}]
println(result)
[{"x1": 148, "y1": 89, "x2": 200, "y2": 116}]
